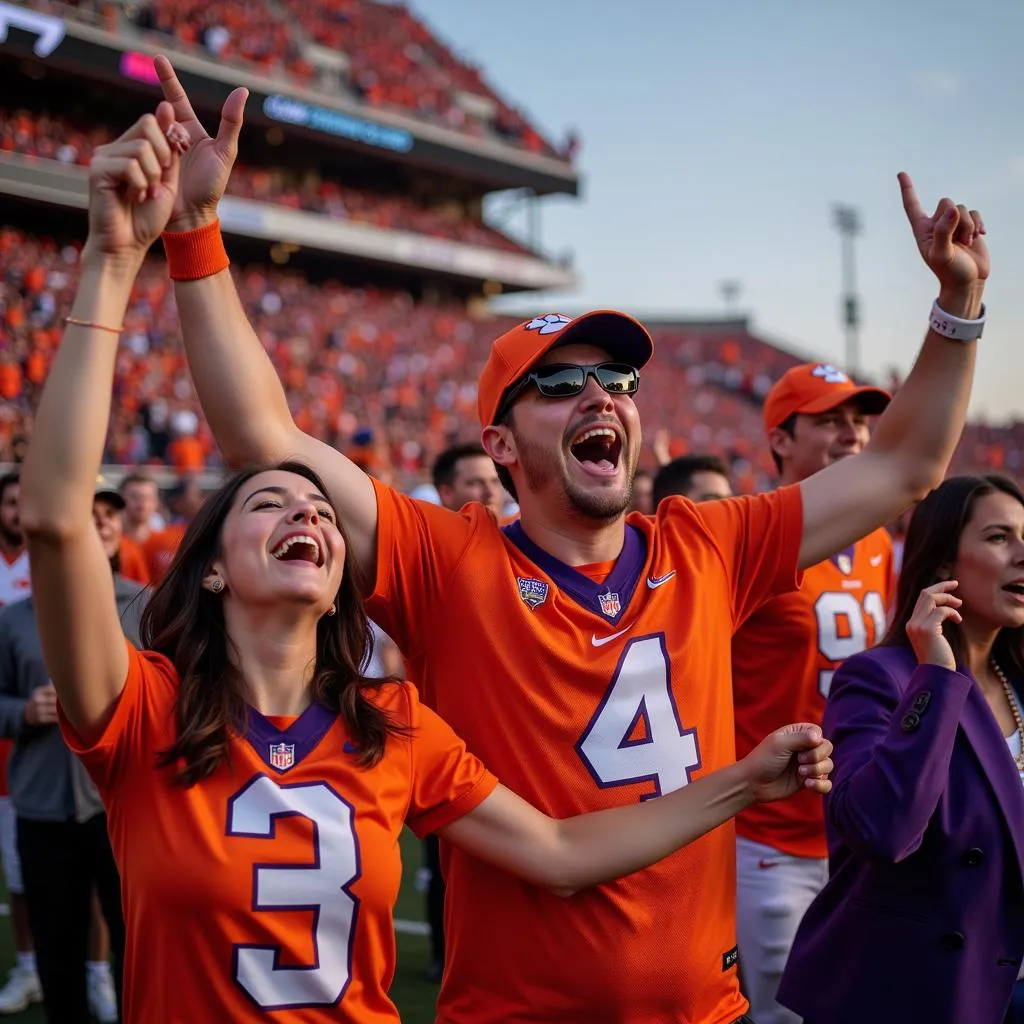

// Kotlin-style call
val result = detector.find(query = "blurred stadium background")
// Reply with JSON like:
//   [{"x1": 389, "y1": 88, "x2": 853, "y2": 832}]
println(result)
[{"x1": 0, "y1": 1, "x2": 1020, "y2": 1019}]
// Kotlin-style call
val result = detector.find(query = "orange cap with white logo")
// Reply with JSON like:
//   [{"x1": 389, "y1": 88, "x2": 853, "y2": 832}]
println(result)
[
  {"x1": 763, "y1": 363, "x2": 891, "y2": 433},
  {"x1": 477, "y1": 311, "x2": 654, "y2": 428}
]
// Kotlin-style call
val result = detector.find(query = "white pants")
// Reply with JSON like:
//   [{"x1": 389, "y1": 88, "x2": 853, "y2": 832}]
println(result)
[
  {"x1": 0, "y1": 797, "x2": 21, "y2": 895},
  {"x1": 736, "y1": 836, "x2": 827, "y2": 1024}
]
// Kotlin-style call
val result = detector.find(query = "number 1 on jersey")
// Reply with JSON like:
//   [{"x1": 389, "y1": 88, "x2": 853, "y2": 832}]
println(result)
[{"x1": 577, "y1": 634, "x2": 701, "y2": 799}]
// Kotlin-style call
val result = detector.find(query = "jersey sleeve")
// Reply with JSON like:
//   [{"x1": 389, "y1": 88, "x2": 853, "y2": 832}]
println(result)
[
  {"x1": 401, "y1": 682, "x2": 499, "y2": 839},
  {"x1": 58, "y1": 640, "x2": 178, "y2": 797},
  {"x1": 691, "y1": 484, "x2": 804, "y2": 626},
  {"x1": 368, "y1": 478, "x2": 479, "y2": 659}
]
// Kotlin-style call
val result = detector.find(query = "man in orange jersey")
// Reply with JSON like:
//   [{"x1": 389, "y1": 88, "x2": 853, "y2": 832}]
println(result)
[
  {"x1": 141, "y1": 476, "x2": 203, "y2": 584},
  {"x1": 159, "y1": 56, "x2": 988, "y2": 1024},
  {"x1": 731, "y1": 364, "x2": 896, "y2": 1024}
]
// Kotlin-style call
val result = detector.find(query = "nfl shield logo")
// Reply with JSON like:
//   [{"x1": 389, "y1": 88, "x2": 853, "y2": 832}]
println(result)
[
  {"x1": 599, "y1": 591, "x2": 621, "y2": 618},
  {"x1": 269, "y1": 742, "x2": 295, "y2": 771},
  {"x1": 517, "y1": 577, "x2": 549, "y2": 610},
  {"x1": 837, "y1": 554, "x2": 852, "y2": 575}
]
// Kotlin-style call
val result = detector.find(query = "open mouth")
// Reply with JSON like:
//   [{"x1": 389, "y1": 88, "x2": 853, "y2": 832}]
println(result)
[
  {"x1": 1003, "y1": 583, "x2": 1024, "y2": 597},
  {"x1": 569, "y1": 426, "x2": 623, "y2": 475},
  {"x1": 271, "y1": 533, "x2": 324, "y2": 567}
]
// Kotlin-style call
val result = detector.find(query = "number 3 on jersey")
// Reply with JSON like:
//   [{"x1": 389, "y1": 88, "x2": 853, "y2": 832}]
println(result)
[
  {"x1": 227, "y1": 776, "x2": 359, "y2": 1010},
  {"x1": 815, "y1": 591, "x2": 886, "y2": 698},
  {"x1": 577, "y1": 634, "x2": 701, "y2": 799}
]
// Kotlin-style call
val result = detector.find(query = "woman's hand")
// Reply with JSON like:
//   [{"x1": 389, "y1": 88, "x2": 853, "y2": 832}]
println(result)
[
  {"x1": 742, "y1": 723, "x2": 834, "y2": 803},
  {"x1": 905, "y1": 580, "x2": 961, "y2": 670},
  {"x1": 84, "y1": 103, "x2": 184, "y2": 268},
  {"x1": 155, "y1": 54, "x2": 248, "y2": 232}
]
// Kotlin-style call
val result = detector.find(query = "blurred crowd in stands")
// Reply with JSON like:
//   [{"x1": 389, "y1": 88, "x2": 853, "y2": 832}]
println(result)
[
  {"x1": 1, "y1": 229, "x2": 1018, "y2": 498},
  {"x1": 0, "y1": 109, "x2": 531, "y2": 255},
  {"x1": 27, "y1": 0, "x2": 574, "y2": 160}
]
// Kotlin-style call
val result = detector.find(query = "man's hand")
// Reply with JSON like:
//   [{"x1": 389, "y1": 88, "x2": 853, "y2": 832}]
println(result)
[
  {"x1": 24, "y1": 683, "x2": 58, "y2": 727},
  {"x1": 899, "y1": 171, "x2": 987, "y2": 316}
]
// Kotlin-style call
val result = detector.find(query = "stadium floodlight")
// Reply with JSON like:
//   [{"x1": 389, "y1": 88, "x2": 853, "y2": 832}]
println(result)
[{"x1": 832, "y1": 204, "x2": 862, "y2": 376}]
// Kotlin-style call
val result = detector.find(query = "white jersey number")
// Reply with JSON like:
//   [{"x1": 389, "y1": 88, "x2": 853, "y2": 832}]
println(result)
[
  {"x1": 577, "y1": 634, "x2": 701, "y2": 798},
  {"x1": 227, "y1": 776, "x2": 359, "y2": 1010},
  {"x1": 815, "y1": 590, "x2": 886, "y2": 698}
]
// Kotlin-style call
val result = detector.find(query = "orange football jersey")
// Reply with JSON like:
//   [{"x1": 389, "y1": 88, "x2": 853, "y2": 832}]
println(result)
[
  {"x1": 142, "y1": 523, "x2": 187, "y2": 584},
  {"x1": 368, "y1": 480, "x2": 803, "y2": 1024},
  {"x1": 732, "y1": 527, "x2": 894, "y2": 858},
  {"x1": 59, "y1": 644, "x2": 497, "y2": 1023}
]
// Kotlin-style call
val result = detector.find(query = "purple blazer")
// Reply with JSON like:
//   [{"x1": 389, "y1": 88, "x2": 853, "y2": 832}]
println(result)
[{"x1": 778, "y1": 643, "x2": 1024, "y2": 1024}]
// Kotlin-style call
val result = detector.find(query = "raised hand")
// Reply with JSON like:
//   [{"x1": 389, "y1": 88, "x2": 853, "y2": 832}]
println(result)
[
  {"x1": 742, "y1": 723, "x2": 834, "y2": 803},
  {"x1": 898, "y1": 172, "x2": 989, "y2": 294},
  {"x1": 154, "y1": 54, "x2": 248, "y2": 232},
  {"x1": 905, "y1": 580, "x2": 961, "y2": 671},
  {"x1": 85, "y1": 104, "x2": 182, "y2": 265}
]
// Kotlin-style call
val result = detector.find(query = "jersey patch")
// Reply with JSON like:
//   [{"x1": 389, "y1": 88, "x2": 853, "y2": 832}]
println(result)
[{"x1": 517, "y1": 577, "x2": 549, "y2": 610}]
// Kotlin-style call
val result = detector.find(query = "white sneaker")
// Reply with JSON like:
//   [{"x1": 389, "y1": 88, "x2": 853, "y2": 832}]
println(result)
[
  {"x1": 0, "y1": 964, "x2": 42, "y2": 1014},
  {"x1": 87, "y1": 967, "x2": 118, "y2": 1023}
]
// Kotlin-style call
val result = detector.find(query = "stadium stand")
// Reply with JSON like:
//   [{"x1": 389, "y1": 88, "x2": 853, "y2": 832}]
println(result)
[{"x1": 27, "y1": 0, "x2": 568, "y2": 158}]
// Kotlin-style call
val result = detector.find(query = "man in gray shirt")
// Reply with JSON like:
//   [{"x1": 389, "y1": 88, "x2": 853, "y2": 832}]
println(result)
[{"x1": 0, "y1": 477, "x2": 146, "y2": 1024}]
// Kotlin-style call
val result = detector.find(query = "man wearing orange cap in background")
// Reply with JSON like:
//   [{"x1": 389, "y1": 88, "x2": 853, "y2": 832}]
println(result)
[
  {"x1": 731, "y1": 363, "x2": 897, "y2": 1024},
  {"x1": 157, "y1": 57, "x2": 987, "y2": 1020}
]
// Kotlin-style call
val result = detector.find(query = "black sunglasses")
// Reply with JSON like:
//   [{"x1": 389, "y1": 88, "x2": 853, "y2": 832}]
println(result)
[{"x1": 497, "y1": 362, "x2": 640, "y2": 421}]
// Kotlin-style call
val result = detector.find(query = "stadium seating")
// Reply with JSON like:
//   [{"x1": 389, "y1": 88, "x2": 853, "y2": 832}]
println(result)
[
  {"x1": 38, "y1": 0, "x2": 566, "y2": 158},
  {"x1": 5, "y1": 228, "x2": 1013, "y2": 493},
  {"x1": 0, "y1": 109, "x2": 532, "y2": 255}
]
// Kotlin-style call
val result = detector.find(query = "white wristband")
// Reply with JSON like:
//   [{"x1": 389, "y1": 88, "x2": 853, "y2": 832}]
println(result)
[{"x1": 929, "y1": 299, "x2": 986, "y2": 341}]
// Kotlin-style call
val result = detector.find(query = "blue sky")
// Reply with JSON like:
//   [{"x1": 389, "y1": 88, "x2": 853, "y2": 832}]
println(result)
[{"x1": 420, "y1": 0, "x2": 1024, "y2": 422}]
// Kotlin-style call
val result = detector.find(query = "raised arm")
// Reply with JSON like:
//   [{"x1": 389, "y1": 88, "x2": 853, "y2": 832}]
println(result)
[
  {"x1": 441, "y1": 724, "x2": 832, "y2": 895},
  {"x1": 797, "y1": 174, "x2": 987, "y2": 568},
  {"x1": 20, "y1": 109, "x2": 181, "y2": 742},
  {"x1": 154, "y1": 57, "x2": 379, "y2": 577}
]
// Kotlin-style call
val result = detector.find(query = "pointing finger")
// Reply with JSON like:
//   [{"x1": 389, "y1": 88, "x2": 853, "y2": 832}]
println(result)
[
  {"x1": 154, "y1": 55, "x2": 204, "y2": 135},
  {"x1": 897, "y1": 171, "x2": 926, "y2": 223}
]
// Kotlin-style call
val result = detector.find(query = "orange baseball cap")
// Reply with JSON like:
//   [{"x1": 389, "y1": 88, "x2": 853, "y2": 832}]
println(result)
[
  {"x1": 477, "y1": 311, "x2": 654, "y2": 427},
  {"x1": 763, "y1": 362, "x2": 891, "y2": 433}
]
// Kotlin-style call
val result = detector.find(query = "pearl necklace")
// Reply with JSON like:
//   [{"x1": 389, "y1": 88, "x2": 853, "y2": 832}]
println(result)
[{"x1": 990, "y1": 658, "x2": 1024, "y2": 770}]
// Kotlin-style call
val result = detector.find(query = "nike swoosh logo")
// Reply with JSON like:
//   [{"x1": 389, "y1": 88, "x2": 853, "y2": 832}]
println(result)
[
  {"x1": 647, "y1": 571, "x2": 676, "y2": 589},
  {"x1": 870, "y1": 555, "x2": 883, "y2": 567},
  {"x1": 592, "y1": 628, "x2": 631, "y2": 647},
  {"x1": 758, "y1": 859, "x2": 781, "y2": 870}
]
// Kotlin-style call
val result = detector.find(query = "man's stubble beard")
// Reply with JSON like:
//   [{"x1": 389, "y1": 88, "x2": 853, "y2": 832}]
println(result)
[{"x1": 517, "y1": 433, "x2": 634, "y2": 522}]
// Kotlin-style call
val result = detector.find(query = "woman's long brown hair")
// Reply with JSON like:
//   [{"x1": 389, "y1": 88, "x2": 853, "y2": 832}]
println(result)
[
  {"x1": 140, "y1": 461, "x2": 406, "y2": 787},
  {"x1": 880, "y1": 473, "x2": 1024, "y2": 677}
]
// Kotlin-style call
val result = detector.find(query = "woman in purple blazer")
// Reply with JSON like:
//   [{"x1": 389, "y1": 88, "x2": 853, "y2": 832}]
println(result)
[{"x1": 778, "y1": 474, "x2": 1024, "y2": 1024}]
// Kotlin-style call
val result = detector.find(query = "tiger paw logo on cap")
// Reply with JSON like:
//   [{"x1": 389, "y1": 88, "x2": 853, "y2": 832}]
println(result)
[
  {"x1": 524, "y1": 314, "x2": 572, "y2": 335},
  {"x1": 811, "y1": 364, "x2": 850, "y2": 385}
]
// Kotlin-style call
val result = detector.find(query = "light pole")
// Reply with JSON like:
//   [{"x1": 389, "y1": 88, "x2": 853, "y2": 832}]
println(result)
[
  {"x1": 832, "y1": 204, "x2": 862, "y2": 376},
  {"x1": 718, "y1": 280, "x2": 742, "y2": 317}
]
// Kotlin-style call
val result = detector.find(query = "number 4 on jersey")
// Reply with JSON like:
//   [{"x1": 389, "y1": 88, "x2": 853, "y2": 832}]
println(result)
[{"x1": 577, "y1": 635, "x2": 701, "y2": 799}]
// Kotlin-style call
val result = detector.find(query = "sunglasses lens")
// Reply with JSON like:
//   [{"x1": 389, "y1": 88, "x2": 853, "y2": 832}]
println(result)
[
  {"x1": 535, "y1": 366, "x2": 587, "y2": 397},
  {"x1": 595, "y1": 364, "x2": 639, "y2": 393}
]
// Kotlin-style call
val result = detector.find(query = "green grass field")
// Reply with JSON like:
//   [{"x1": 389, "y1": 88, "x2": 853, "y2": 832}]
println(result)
[{"x1": 0, "y1": 829, "x2": 438, "y2": 1023}]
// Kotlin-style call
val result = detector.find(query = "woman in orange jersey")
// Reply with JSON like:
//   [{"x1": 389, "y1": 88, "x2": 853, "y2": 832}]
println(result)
[{"x1": 18, "y1": 110, "x2": 833, "y2": 1023}]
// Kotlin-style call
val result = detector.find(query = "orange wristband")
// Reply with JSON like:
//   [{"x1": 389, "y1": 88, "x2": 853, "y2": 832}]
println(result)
[{"x1": 161, "y1": 220, "x2": 230, "y2": 282}]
